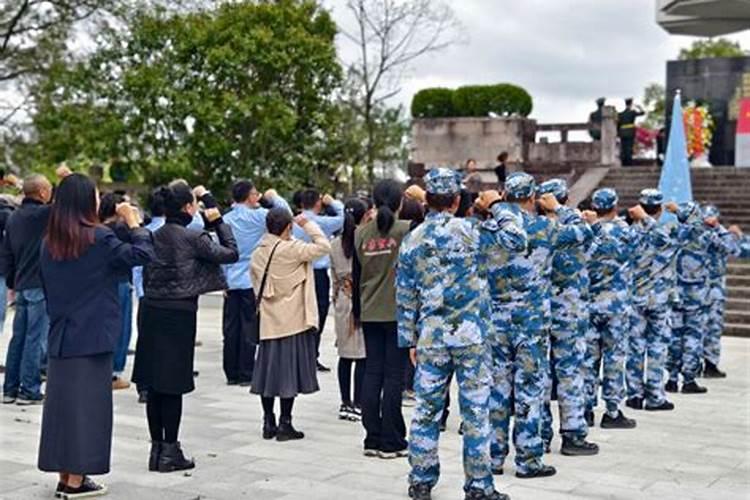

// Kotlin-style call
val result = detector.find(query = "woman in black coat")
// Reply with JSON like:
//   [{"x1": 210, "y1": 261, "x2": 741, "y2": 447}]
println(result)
[
  {"x1": 133, "y1": 182, "x2": 238, "y2": 473},
  {"x1": 38, "y1": 174, "x2": 154, "y2": 498}
]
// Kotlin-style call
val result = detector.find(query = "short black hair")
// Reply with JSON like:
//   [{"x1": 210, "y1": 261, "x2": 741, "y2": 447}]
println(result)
[
  {"x1": 148, "y1": 187, "x2": 166, "y2": 217},
  {"x1": 595, "y1": 207, "x2": 616, "y2": 218},
  {"x1": 299, "y1": 189, "x2": 320, "y2": 210},
  {"x1": 426, "y1": 192, "x2": 458, "y2": 211},
  {"x1": 505, "y1": 193, "x2": 532, "y2": 204},
  {"x1": 232, "y1": 180, "x2": 255, "y2": 203},
  {"x1": 163, "y1": 183, "x2": 195, "y2": 218},
  {"x1": 640, "y1": 203, "x2": 661, "y2": 216},
  {"x1": 98, "y1": 192, "x2": 124, "y2": 222},
  {"x1": 497, "y1": 152, "x2": 509, "y2": 162},
  {"x1": 456, "y1": 189, "x2": 477, "y2": 218},
  {"x1": 266, "y1": 207, "x2": 293, "y2": 236}
]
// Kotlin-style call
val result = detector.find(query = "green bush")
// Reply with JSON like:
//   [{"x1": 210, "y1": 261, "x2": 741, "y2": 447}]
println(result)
[
  {"x1": 411, "y1": 88, "x2": 456, "y2": 118},
  {"x1": 411, "y1": 83, "x2": 533, "y2": 118}
]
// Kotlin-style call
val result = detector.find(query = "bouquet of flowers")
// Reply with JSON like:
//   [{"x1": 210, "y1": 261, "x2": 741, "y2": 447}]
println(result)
[{"x1": 683, "y1": 102, "x2": 714, "y2": 159}]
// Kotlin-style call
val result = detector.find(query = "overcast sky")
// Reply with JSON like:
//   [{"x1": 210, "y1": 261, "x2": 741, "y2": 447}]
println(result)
[{"x1": 325, "y1": 0, "x2": 750, "y2": 123}]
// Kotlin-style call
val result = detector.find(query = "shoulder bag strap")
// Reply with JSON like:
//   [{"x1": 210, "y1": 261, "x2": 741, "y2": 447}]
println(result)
[{"x1": 255, "y1": 240, "x2": 281, "y2": 314}]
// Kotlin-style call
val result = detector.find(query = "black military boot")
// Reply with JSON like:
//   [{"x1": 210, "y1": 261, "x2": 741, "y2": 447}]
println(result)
[
  {"x1": 158, "y1": 442, "x2": 195, "y2": 473},
  {"x1": 408, "y1": 483, "x2": 432, "y2": 500},
  {"x1": 148, "y1": 441, "x2": 162, "y2": 471},
  {"x1": 464, "y1": 487, "x2": 511, "y2": 500},
  {"x1": 516, "y1": 464, "x2": 556, "y2": 479},
  {"x1": 625, "y1": 397, "x2": 643, "y2": 410},
  {"x1": 702, "y1": 360, "x2": 727, "y2": 379},
  {"x1": 276, "y1": 416, "x2": 305, "y2": 442},
  {"x1": 600, "y1": 410, "x2": 636, "y2": 429},
  {"x1": 681, "y1": 381, "x2": 708, "y2": 394},
  {"x1": 263, "y1": 413, "x2": 278, "y2": 440},
  {"x1": 665, "y1": 380, "x2": 678, "y2": 393},
  {"x1": 584, "y1": 410, "x2": 595, "y2": 428},
  {"x1": 644, "y1": 400, "x2": 675, "y2": 411},
  {"x1": 560, "y1": 436, "x2": 599, "y2": 456}
]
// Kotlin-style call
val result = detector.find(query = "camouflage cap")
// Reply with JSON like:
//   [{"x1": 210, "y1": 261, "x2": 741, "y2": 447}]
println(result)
[
  {"x1": 424, "y1": 167, "x2": 461, "y2": 195},
  {"x1": 702, "y1": 204, "x2": 720, "y2": 219},
  {"x1": 676, "y1": 201, "x2": 699, "y2": 223},
  {"x1": 591, "y1": 188, "x2": 618, "y2": 211},
  {"x1": 538, "y1": 178, "x2": 568, "y2": 202},
  {"x1": 504, "y1": 172, "x2": 536, "y2": 199},
  {"x1": 638, "y1": 188, "x2": 663, "y2": 206}
]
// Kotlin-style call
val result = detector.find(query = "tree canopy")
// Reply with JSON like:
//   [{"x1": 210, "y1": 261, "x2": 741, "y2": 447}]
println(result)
[{"x1": 678, "y1": 38, "x2": 745, "y2": 60}]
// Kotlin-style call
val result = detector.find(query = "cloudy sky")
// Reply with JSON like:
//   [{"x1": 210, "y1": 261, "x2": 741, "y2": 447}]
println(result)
[{"x1": 325, "y1": 0, "x2": 750, "y2": 123}]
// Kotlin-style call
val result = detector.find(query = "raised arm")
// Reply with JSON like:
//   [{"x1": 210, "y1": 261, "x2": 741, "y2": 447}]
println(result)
[
  {"x1": 195, "y1": 217, "x2": 240, "y2": 264},
  {"x1": 288, "y1": 219, "x2": 331, "y2": 262}
]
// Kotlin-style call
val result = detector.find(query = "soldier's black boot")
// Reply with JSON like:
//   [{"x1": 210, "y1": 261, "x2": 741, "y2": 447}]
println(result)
[
  {"x1": 408, "y1": 483, "x2": 432, "y2": 500},
  {"x1": 464, "y1": 487, "x2": 510, "y2": 500},
  {"x1": 625, "y1": 397, "x2": 643, "y2": 410},
  {"x1": 644, "y1": 400, "x2": 675, "y2": 411},
  {"x1": 262, "y1": 413, "x2": 278, "y2": 440},
  {"x1": 560, "y1": 436, "x2": 599, "y2": 456},
  {"x1": 703, "y1": 360, "x2": 726, "y2": 379},
  {"x1": 665, "y1": 380, "x2": 678, "y2": 393},
  {"x1": 584, "y1": 410, "x2": 594, "y2": 428},
  {"x1": 516, "y1": 464, "x2": 556, "y2": 479},
  {"x1": 148, "y1": 441, "x2": 162, "y2": 471},
  {"x1": 681, "y1": 381, "x2": 708, "y2": 394},
  {"x1": 276, "y1": 416, "x2": 305, "y2": 441},
  {"x1": 600, "y1": 410, "x2": 636, "y2": 429},
  {"x1": 158, "y1": 442, "x2": 195, "y2": 473}
]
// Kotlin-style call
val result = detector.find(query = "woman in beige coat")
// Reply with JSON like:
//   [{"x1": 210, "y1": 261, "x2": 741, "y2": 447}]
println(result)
[{"x1": 250, "y1": 207, "x2": 331, "y2": 442}]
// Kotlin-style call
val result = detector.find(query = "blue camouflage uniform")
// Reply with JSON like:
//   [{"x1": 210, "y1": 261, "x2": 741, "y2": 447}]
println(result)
[
  {"x1": 397, "y1": 168, "x2": 527, "y2": 496},
  {"x1": 584, "y1": 188, "x2": 643, "y2": 418},
  {"x1": 536, "y1": 179, "x2": 594, "y2": 446},
  {"x1": 667, "y1": 202, "x2": 738, "y2": 385},
  {"x1": 625, "y1": 189, "x2": 680, "y2": 407},
  {"x1": 485, "y1": 173, "x2": 589, "y2": 474}
]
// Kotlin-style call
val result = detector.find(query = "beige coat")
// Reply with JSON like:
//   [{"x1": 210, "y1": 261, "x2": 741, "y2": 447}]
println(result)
[{"x1": 251, "y1": 221, "x2": 331, "y2": 341}]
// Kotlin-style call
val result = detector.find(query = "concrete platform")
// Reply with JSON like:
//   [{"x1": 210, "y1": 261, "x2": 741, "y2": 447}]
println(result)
[{"x1": 1, "y1": 305, "x2": 749, "y2": 500}]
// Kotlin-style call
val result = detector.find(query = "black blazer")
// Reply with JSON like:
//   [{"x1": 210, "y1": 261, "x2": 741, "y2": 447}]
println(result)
[{"x1": 41, "y1": 226, "x2": 154, "y2": 359}]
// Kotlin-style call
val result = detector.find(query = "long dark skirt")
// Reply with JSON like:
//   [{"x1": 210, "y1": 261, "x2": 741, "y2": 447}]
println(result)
[
  {"x1": 132, "y1": 303, "x2": 197, "y2": 395},
  {"x1": 251, "y1": 330, "x2": 319, "y2": 399},
  {"x1": 38, "y1": 353, "x2": 113, "y2": 475}
]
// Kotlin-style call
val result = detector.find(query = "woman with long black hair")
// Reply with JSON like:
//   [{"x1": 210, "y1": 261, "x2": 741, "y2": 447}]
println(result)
[
  {"x1": 133, "y1": 182, "x2": 238, "y2": 473},
  {"x1": 38, "y1": 173, "x2": 153, "y2": 498},
  {"x1": 330, "y1": 198, "x2": 368, "y2": 421},
  {"x1": 353, "y1": 180, "x2": 411, "y2": 459}
]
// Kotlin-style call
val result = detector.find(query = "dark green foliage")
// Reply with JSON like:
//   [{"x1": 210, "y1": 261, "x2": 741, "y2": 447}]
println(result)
[
  {"x1": 411, "y1": 83, "x2": 532, "y2": 118},
  {"x1": 411, "y1": 88, "x2": 456, "y2": 118}
]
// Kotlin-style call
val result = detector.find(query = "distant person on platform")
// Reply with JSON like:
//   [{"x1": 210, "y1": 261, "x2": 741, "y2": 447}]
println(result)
[
  {"x1": 494, "y1": 152, "x2": 508, "y2": 187},
  {"x1": 618, "y1": 98, "x2": 645, "y2": 166},
  {"x1": 588, "y1": 97, "x2": 606, "y2": 141},
  {"x1": 463, "y1": 159, "x2": 483, "y2": 194}
]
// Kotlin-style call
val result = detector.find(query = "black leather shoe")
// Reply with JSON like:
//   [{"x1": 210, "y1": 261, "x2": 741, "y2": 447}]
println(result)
[
  {"x1": 465, "y1": 487, "x2": 510, "y2": 500},
  {"x1": 702, "y1": 361, "x2": 726, "y2": 379},
  {"x1": 681, "y1": 381, "x2": 708, "y2": 394},
  {"x1": 625, "y1": 397, "x2": 643, "y2": 410},
  {"x1": 584, "y1": 410, "x2": 594, "y2": 428},
  {"x1": 665, "y1": 380, "x2": 678, "y2": 393},
  {"x1": 158, "y1": 442, "x2": 195, "y2": 473},
  {"x1": 561, "y1": 436, "x2": 599, "y2": 456},
  {"x1": 316, "y1": 362, "x2": 331, "y2": 373},
  {"x1": 148, "y1": 441, "x2": 162, "y2": 471},
  {"x1": 601, "y1": 410, "x2": 637, "y2": 429},
  {"x1": 408, "y1": 483, "x2": 432, "y2": 500},
  {"x1": 644, "y1": 400, "x2": 675, "y2": 411},
  {"x1": 263, "y1": 413, "x2": 278, "y2": 440},
  {"x1": 516, "y1": 464, "x2": 557, "y2": 479},
  {"x1": 276, "y1": 417, "x2": 305, "y2": 441}
]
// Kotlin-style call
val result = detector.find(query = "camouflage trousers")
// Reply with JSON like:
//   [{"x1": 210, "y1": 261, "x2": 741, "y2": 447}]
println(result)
[
  {"x1": 667, "y1": 307, "x2": 706, "y2": 384},
  {"x1": 489, "y1": 326, "x2": 547, "y2": 475},
  {"x1": 585, "y1": 310, "x2": 627, "y2": 415},
  {"x1": 625, "y1": 305, "x2": 669, "y2": 406},
  {"x1": 541, "y1": 312, "x2": 588, "y2": 444},
  {"x1": 409, "y1": 344, "x2": 495, "y2": 494},
  {"x1": 702, "y1": 298, "x2": 725, "y2": 366}
]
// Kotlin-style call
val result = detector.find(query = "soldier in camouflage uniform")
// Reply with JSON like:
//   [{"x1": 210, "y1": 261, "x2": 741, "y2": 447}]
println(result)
[
  {"x1": 485, "y1": 172, "x2": 590, "y2": 479},
  {"x1": 536, "y1": 179, "x2": 599, "y2": 456},
  {"x1": 624, "y1": 189, "x2": 680, "y2": 412},
  {"x1": 584, "y1": 188, "x2": 643, "y2": 429},
  {"x1": 666, "y1": 202, "x2": 738, "y2": 394},
  {"x1": 397, "y1": 168, "x2": 526, "y2": 500}
]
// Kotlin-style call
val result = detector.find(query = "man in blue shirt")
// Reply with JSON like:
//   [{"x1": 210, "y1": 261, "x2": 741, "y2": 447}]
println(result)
[
  {"x1": 292, "y1": 189, "x2": 344, "y2": 372},
  {"x1": 222, "y1": 181, "x2": 290, "y2": 385}
]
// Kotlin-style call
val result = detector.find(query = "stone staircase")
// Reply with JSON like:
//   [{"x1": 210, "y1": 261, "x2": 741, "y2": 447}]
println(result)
[{"x1": 593, "y1": 166, "x2": 750, "y2": 338}]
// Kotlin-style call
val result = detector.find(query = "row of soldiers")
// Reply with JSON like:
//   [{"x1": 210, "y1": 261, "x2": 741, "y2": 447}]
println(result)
[{"x1": 394, "y1": 168, "x2": 745, "y2": 500}]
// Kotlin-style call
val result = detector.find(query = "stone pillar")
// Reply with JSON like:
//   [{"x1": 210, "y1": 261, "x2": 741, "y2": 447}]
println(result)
[{"x1": 600, "y1": 106, "x2": 618, "y2": 166}]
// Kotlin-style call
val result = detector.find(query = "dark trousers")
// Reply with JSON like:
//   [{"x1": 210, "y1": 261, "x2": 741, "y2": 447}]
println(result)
[
  {"x1": 338, "y1": 358, "x2": 366, "y2": 407},
  {"x1": 222, "y1": 289, "x2": 257, "y2": 383},
  {"x1": 361, "y1": 321, "x2": 408, "y2": 453},
  {"x1": 146, "y1": 391, "x2": 183, "y2": 443},
  {"x1": 620, "y1": 135, "x2": 635, "y2": 166},
  {"x1": 313, "y1": 269, "x2": 331, "y2": 359}
]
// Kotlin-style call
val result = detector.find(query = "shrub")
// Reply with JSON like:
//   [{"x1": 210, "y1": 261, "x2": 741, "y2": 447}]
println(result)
[
  {"x1": 411, "y1": 87, "x2": 456, "y2": 118},
  {"x1": 411, "y1": 83, "x2": 533, "y2": 118}
]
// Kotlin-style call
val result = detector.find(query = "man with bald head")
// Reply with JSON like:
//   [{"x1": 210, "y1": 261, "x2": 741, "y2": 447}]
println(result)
[{"x1": 1, "y1": 174, "x2": 53, "y2": 405}]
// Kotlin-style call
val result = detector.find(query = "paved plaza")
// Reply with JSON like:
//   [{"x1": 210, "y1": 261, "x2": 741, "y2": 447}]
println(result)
[{"x1": 1, "y1": 300, "x2": 749, "y2": 500}]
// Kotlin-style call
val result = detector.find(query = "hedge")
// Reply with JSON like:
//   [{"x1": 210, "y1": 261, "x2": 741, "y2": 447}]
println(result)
[{"x1": 411, "y1": 83, "x2": 533, "y2": 118}]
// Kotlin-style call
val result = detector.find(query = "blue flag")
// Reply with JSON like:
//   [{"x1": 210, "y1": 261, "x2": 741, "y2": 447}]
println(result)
[{"x1": 659, "y1": 91, "x2": 692, "y2": 222}]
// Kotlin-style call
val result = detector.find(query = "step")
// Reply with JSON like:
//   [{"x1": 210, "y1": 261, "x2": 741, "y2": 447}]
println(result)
[
  {"x1": 723, "y1": 322, "x2": 750, "y2": 338},
  {"x1": 727, "y1": 285, "x2": 750, "y2": 299},
  {"x1": 723, "y1": 309, "x2": 750, "y2": 324},
  {"x1": 727, "y1": 275, "x2": 750, "y2": 287},
  {"x1": 726, "y1": 297, "x2": 750, "y2": 309}
]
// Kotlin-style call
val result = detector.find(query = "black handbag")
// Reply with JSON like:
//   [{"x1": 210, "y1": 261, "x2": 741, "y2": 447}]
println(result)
[{"x1": 250, "y1": 241, "x2": 281, "y2": 345}]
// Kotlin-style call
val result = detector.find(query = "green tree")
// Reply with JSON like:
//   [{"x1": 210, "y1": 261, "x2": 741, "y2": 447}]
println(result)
[
  {"x1": 641, "y1": 82, "x2": 666, "y2": 130},
  {"x1": 678, "y1": 38, "x2": 745, "y2": 60},
  {"x1": 25, "y1": 0, "x2": 344, "y2": 195}
]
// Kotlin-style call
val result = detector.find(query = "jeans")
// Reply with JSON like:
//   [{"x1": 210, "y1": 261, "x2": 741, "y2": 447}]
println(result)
[
  {"x1": 3, "y1": 288, "x2": 49, "y2": 398},
  {"x1": 361, "y1": 321, "x2": 408, "y2": 453},
  {"x1": 222, "y1": 289, "x2": 257, "y2": 383},
  {"x1": 113, "y1": 281, "x2": 134, "y2": 375},
  {"x1": 314, "y1": 269, "x2": 331, "y2": 359}
]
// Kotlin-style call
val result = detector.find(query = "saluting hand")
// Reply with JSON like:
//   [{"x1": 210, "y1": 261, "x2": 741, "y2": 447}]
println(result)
[
  {"x1": 204, "y1": 208, "x2": 222, "y2": 223},
  {"x1": 704, "y1": 216, "x2": 719, "y2": 228},
  {"x1": 322, "y1": 194, "x2": 334, "y2": 206},
  {"x1": 116, "y1": 203, "x2": 141, "y2": 228},
  {"x1": 582, "y1": 210, "x2": 598, "y2": 224},
  {"x1": 404, "y1": 184, "x2": 426, "y2": 204},
  {"x1": 728, "y1": 224, "x2": 743, "y2": 237},
  {"x1": 628, "y1": 205, "x2": 647, "y2": 222},
  {"x1": 538, "y1": 193, "x2": 561, "y2": 212},
  {"x1": 477, "y1": 190, "x2": 502, "y2": 211},
  {"x1": 294, "y1": 214, "x2": 309, "y2": 227},
  {"x1": 665, "y1": 201, "x2": 679, "y2": 214}
]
